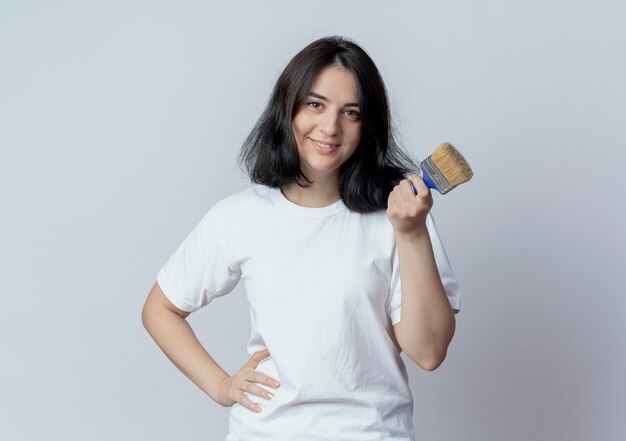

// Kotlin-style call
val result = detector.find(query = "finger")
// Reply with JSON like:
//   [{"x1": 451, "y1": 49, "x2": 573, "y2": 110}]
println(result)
[
  {"x1": 248, "y1": 348, "x2": 270, "y2": 366},
  {"x1": 388, "y1": 183, "x2": 401, "y2": 203},
  {"x1": 251, "y1": 371, "x2": 281, "y2": 389},
  {"x1": 407, "y1": 174, "x2": 420, "y2": 196},
  {"x1": 404, "y1": 176, "x2": 430, "y2": 206},
  {"x1": 398, "y1": 179, "x2": 419, "y2": 205},
  {"x1": 410, "y1": 174, "x2": 430, "y2": 197},
  {"x1": 238, "y1": 393, "x2": 263, "y2": 413},
  {"x1": 245, "y1": 381, "x2": 275, "y2": 401}
]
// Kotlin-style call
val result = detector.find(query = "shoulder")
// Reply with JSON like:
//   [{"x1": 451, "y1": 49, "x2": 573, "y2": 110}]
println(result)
[
  {"x1": 209, "y1": 184, "x2": 271, "y2": 214},
  {"x1": 201, "y1": 184, "x2": 275, "y2": 231}
]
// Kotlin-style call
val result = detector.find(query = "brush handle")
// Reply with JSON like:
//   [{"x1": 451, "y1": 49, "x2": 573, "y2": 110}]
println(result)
[
  {"x1": 410, "y1": 167, "x2": 440, "y2": 196},
  {"x1": 421, "y1": 171, "x2": 439, "y2": 193}
]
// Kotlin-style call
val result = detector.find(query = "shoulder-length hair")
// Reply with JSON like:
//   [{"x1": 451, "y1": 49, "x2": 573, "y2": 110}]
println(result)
[{"x1": 236, "y1": 35, "x2": 420, "y2": 213}]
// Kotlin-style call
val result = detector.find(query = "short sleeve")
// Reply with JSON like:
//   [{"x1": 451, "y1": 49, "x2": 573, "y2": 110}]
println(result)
[
  {"x1": 386, "y1": 213, "x2": 461, "y2": 326},
  {"x1": 156, "y1": 204, "x2": 242, "y2": 313}
]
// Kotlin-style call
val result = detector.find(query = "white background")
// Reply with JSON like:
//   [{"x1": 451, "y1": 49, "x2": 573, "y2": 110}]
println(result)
[{"x1": 1, "y1": 1, "x2": 625, "y2": 440}]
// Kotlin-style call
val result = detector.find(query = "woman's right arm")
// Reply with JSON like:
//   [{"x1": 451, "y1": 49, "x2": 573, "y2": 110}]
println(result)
[
  {"x1": 141, "y1": 282, "x2": 233, "y2": 405},
  {"x1": 141, "y1": 282, "x2": 279, "y2": 412}
]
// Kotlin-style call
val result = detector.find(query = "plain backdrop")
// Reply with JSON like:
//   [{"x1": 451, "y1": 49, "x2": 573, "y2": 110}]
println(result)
[{"x1": 1, "y1": 1, "x2": 625, "y2": 440}]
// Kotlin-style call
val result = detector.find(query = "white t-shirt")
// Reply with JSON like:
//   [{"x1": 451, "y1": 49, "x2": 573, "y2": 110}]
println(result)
[{"x1": 157, "y1": 184, "x2": 461, "y2": 441}]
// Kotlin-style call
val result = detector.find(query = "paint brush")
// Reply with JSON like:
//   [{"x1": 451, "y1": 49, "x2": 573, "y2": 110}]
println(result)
[{"x1": 411, "y1": 142, "x2": 473, "y2": 195}]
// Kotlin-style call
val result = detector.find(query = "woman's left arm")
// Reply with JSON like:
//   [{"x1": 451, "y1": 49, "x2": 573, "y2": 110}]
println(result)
[{"x1": 387, "y1": 175, "x2": 456, "y2": 371}]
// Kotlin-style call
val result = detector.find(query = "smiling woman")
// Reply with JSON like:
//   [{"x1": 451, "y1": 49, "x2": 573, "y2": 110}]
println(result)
[{"x1": 143, "y1": 35, "x2": 461, "y2": 441}]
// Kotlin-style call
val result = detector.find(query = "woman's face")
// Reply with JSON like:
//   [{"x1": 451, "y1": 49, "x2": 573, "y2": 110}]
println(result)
[{"x1": 291, "y1": 65, "x2": 362, "y2": 184}]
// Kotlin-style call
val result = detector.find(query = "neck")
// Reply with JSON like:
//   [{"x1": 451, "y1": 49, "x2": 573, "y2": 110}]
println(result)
[{"x1": 281, "y1": 178, "x2": 341, "y2": 208}]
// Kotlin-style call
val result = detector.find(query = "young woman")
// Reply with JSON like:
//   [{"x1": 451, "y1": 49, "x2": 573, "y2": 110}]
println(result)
[{"x1": 142, "y1": 35, "x2": 460, "y2": 441}]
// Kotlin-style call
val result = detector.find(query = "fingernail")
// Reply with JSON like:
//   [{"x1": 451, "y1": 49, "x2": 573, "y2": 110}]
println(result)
[
  {"x1": 255, "y1": 405, "x2": 262, "y2": 413},
  {"x1": 267, "y1": 392, "x2": 274, "y2": 399},
  {"x1": 272, "y1": 381, "x2": 280, "y2": 388}
]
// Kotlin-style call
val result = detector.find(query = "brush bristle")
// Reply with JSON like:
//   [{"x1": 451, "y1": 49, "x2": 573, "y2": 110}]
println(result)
[{"x1": 430, "y1": 142, "x2": 473, "y2": 187}]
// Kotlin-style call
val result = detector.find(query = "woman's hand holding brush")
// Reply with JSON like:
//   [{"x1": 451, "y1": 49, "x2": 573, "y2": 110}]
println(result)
[
  {"x1": 387, "y1": 142, "x2": 473, "y2": 239},
  {"x1": 387, "y1": 175, "x2": 433, "y2": 240}
]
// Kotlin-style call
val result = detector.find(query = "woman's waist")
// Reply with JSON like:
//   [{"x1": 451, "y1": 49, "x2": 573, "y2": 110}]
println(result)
[
  {"x1": 228, "y1": 393, "x2": 414, "y2": 441},
  {"x1": 242, "y1": 356, "x2": 413, "y2": 421}
]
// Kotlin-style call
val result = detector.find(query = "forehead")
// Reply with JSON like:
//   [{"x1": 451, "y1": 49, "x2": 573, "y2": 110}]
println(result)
[{"x1": 309, "y1": 65, "x2": 359, "y2": 104}]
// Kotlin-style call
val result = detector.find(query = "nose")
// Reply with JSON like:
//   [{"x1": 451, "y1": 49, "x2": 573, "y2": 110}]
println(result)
[{"x1": 319, "y1": 111, "x2": 340, "y2": 137}]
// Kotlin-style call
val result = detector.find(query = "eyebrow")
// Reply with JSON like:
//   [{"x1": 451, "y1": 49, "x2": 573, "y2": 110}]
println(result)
[{"x1": 308, "y1": 91, "x2": 360, "y2": 108}]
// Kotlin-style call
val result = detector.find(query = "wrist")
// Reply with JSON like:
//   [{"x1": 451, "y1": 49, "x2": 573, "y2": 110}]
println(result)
[
  {"x1": 213, "y1": 375, "x2": 233, "y2": 406},
  {"x1": 394, "y1": 226, "x2": 429, "y2": 243}
]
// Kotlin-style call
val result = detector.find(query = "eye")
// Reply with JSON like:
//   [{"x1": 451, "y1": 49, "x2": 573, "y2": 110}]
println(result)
[
  {"x1": 344, "y1": 109, "x2": 361, "y2": 120},
  {"x1": 306, "y1": 101, "x2": 322, "y2": 109}
]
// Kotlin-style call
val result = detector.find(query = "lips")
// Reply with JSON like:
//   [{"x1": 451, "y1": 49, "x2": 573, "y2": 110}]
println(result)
[{"x1": 308, "y1": 137, "x2": 340, "y2": 149}]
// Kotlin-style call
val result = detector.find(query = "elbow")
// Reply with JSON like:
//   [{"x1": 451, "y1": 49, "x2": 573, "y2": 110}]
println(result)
[
  {"x1": 397, "y1": 332, "x2": 453, "y2": 371},
  {"x1": 141, "y1": 296, "x2": 160, "y2": 331},
  {"x1": 419, "y1": 352, "x2": 447, "y2": 371},
  {"x1": 416, "y1": 353, "x2": 446, "y2": 372},
  {"x1": 141, "y1": 300, "x2": 164, "y2": 331},
  {"x1": 141, "y1": 302, "x2": 152, "y2": 330},
  {"x1": 405, "y1": 347, "x2": 448, "y2": 371}
]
